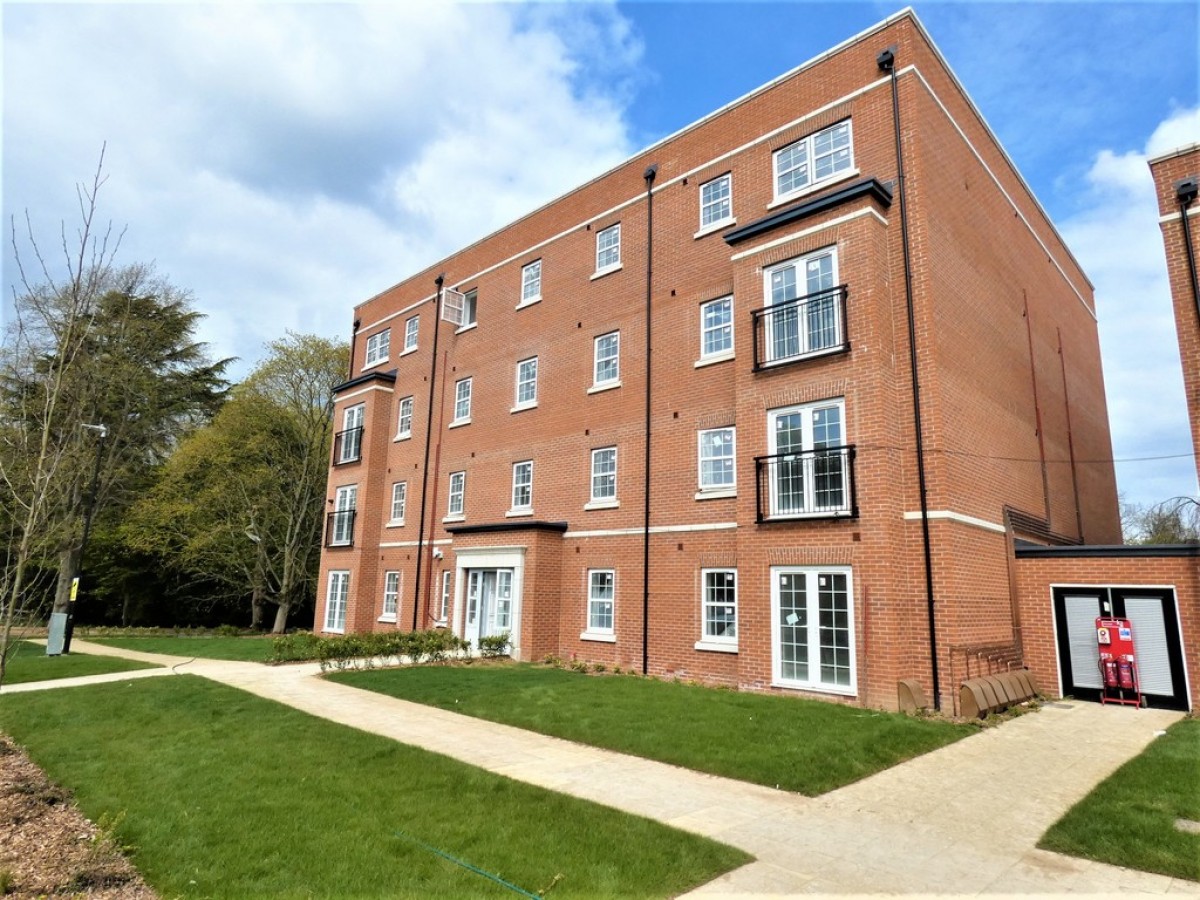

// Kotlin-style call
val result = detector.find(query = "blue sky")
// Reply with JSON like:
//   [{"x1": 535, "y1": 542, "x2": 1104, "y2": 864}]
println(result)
[{"x1": 2, "y1": 1, "x2": 1197, "y2": 512}]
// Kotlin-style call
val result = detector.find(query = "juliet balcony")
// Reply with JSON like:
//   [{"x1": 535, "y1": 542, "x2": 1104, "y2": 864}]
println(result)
[
  {"x1": 751, "y1": 285, "x2": 849, "y2": 371},
  {"x1": 754, "y1": 445, "x2": 858, "y2": 523}
]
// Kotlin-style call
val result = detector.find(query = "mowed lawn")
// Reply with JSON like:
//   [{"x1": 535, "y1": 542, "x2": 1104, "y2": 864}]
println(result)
[
  {"x1": 2, "y1": 640, "x2": 158, "y2": 685},
  {"x1": 1040, "y1": 717, "x2": 1200, "y2": 882},
  {"x1": 86, "y1": 634, "x2": 275, "y2": 661},
  {"x1": 0, "y1": 676, "x2": 750, "y2": 898},
  {"x1": 330, "y1": 663, "x2": 973, "y2": 795}
]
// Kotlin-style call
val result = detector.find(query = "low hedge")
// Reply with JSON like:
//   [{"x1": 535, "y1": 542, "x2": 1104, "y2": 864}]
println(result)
[{"x1": 270, "y1": 629, "x2": 473, "y2": 670}]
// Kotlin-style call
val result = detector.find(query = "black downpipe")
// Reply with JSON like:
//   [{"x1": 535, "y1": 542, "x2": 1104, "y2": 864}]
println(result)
[
  {"x1": 412, "y1": 276, "x2": 444, "y2": 630},
  {"x1": 642, "y1": 164, "x2": 657, "y2": 676},
  {"x1": 348, "y1": 318, "x2": 361, "y2": 379},
  {"x1": 1176, "y1": 179, "x2": 1200, "y2": 326},
  {"x1": 879, "y1": 47, "x2": 941, "y2": 710}
]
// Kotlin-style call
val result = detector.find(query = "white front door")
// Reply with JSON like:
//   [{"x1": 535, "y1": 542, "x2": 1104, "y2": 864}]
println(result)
[{"x1": 463, "y1": 569, "x2": 514, "y2": 647}]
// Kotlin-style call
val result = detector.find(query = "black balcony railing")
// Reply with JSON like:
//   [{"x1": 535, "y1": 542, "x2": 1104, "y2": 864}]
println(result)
[
  {"x1": 325, "y1": 509, "x2": 357, "y2": 547},
  {"x1": 755, "y1": 445, "x2": 857, "y2": 523},
  {"x1": 333, "y1": 427, "x2": 363, "y2": 465},
  {"x1": 751, "y1": 285, "x2": 849, "y2": 371}
]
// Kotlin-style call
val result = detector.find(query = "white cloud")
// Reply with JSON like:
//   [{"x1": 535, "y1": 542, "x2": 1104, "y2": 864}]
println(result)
[
  {"x1": 2, "y1": 4, "x2": 640, "y2": 376},
  {"x1": 1062, "y1": 107, "x2": 1200, "y2": 506}
]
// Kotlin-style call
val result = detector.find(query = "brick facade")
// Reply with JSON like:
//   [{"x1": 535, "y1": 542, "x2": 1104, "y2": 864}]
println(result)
[{"x1": 315, "y1": 10, "x2": 1121, "y2": 711}]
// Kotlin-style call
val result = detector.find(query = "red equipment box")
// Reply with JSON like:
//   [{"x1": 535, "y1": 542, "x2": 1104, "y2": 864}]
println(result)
[{"x1": 1096, "y1": 617, "x2": 1140, "y2": 707}]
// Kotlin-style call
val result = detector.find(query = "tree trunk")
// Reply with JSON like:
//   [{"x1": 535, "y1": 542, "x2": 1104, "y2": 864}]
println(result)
[
  {"x1": 271, "y1": 600, "x2": 290, "y2": 634},
  {"x1": 52, "y1": 545, "x2": 82, "y2": 616},
  {"x1": 250, "y1": 589, "x2": 267, "y2": 631}
]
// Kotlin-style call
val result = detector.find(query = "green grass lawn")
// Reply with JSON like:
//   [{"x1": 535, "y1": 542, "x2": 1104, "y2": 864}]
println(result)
[
  {"x1": 1039, "y1": 717, "x2": 1199, "y2": 881},
  {"x1": 0, "y1": 676, "x2": 750, "y2": 898},
  {"x1": 86, "y1": 634, "x2": 275, "y2": 662},
  {"x1": 330, "y1": 663, "x2": 973, "y2": 795},
  {"x1": 2, "y1": 640, "x2": 158, "y2": 685}
]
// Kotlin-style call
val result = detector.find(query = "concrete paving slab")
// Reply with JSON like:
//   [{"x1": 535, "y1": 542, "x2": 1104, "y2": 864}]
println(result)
[{"x1": 35, "y1": 640, "x2": 1192, "y2": 896}]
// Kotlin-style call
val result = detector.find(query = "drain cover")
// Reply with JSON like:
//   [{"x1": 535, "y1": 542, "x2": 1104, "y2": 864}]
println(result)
[{"x1": 1046, "y1": 702, "x2": 1075, "y2": 709}]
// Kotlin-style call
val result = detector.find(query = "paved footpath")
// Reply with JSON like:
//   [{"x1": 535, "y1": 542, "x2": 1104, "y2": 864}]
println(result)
[{"x1": 9, "y1": 641, "x2": 1197, "y2": 896}]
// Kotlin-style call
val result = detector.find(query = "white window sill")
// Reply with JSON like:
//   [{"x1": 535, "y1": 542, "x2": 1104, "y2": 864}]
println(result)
[
  {"x1": 448, "y1": 418, "x2": 471, "y2": 429},
  {"x1": 378, "y1": 615, "x2": 397, "y2": 624},
  {"x1": 768, "y1": 169, "x2": 860, "y2": 210},
  {"x1": 590, "y1": 264, "x2": 622, "y2": 281},
  {"x1": 695, "y1": 488, "x2": 737, "y2": 501},
  {"x1": 587, "y1": 380, "x2": 621, "y2": 395},
  {"x1": 580, "y1": 631, "x2": 616, "y2": 643},
  {"x1": 385, "y1": 519, "x2": 406, "y2": 528},
  {"x1": 511, "y1": 402, "x2": 538, "y2": 413},
  {"x1": 322, "y1": 627, "x2": 345, "y2": 635},
  {"x1": 400, "y1": 346, "x2": 419, "y2": 357},
  {"x1": 393, "y1": 432, "x2": 411, "y2": 442},
  {"x1": 771, "y1": 680, "x2": 857, "y2": 697},
  {"x1": 694, "y1": 217, "x2": 736, "y2": 239},
  {"x1": 505, "y1": 509, "x2": 533, "y2": 518},
  {"x1": 694, "y1": 350, "x2": 734, "y2": 369},
  {"x1": 694, "y1": 640, "x2": 738, "y2": 654},
  {"x1": 516, "y1": 296, "x2": 542, "y2": 310},
  {"x1": 442, "y1": 515, "x2": 465, "y2": 524},
  {"x1": 584, "y1": 499, "x2": 619, "y2": 511},
  {"x1": 361, "y1": 359, "x2": 389, "y2": 372},
  {"x1": 764, "y1": 510, "x2": 854, "y2": 521},
  {"x1": 455, "y1": 322, "x2": 478, "y2": 335},
  {"x1": 327, "y1": 541, "x2": 352, "y2": 549}
]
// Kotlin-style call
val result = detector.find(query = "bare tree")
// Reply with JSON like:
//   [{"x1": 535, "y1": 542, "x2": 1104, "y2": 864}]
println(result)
[
  {"x1": 1122, "y1": 495, "x2": 1200, "y2": 545},
  {"x1": 0, "y1": 148, "x2": 122, "y2": 686}
]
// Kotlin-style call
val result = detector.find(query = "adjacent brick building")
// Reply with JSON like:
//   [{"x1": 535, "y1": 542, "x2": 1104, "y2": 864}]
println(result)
[{"x1": 316, "y1": 9, "x2": 1125, "y2": 712}]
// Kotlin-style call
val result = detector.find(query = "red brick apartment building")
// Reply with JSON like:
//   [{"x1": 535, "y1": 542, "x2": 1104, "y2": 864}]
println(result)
[{"x1": 315, "y1": 8, "x2": 1145, "y2": 713}]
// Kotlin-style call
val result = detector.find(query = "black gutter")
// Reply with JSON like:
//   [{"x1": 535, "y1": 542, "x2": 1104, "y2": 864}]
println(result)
[
  {"x1": 1175, "y1": 178, "x2": 1200, "y2": 326},
  {"x1": 445, "y1": 521, "x2": 569, "y2": 536},
  {"x1": 1015, "y1": 541, "x2": 1200, "y2": 559},
  {"x1": 412, "y1": 276, "x2": 444, "y2": 631},
  {"x1": 331, "y1": 368, "x2": 397, "y2": 395},
  {"x1": 724, "y1": 177, "x2": 893, "y2": 246},
  {"x1": 642, "y1": 163, "x2": 657, "y2": 676},
  {"x1": 878, "y1": 46, "x2": 941, "y2": 711}
]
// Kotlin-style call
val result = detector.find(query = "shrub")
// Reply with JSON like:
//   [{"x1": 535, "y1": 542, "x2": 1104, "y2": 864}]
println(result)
[
  {"x1": 270, "y1": 629, "x2": 470, "y2": 669},
  {"x1": 215, "y1": 624, "x2": 242, "y2": 637},
  {"x1": 478, "y1": 632, "x2": 511, "y2": 659}
]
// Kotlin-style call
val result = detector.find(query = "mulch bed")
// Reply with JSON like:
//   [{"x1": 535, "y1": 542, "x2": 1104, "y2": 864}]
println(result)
[{"x1": 0, "y1": 733, "x2": 156, "y2": 898}]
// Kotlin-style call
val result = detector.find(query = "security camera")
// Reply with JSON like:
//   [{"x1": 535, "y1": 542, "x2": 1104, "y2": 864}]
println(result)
[{"x1": 432, "y1": 548, "x2": 444, "y2": 559}]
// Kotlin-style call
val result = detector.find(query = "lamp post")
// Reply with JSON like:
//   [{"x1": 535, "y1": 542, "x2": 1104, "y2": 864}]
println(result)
[{"x1": 61, "y1": 422, "x2": 107, "y2": 654}]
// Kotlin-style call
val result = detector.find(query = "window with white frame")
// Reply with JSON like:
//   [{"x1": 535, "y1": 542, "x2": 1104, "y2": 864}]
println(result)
[
  {"x1": 447, "y1": 471, "x2": 466, "y2": 518},
  {"x1": 511, "y1": 460, "x2": 533, "y2": 511},
  {"x1": 772, "y1": 566, "x2": 855, "y2": 693},
  {"x1": 364, "y1": 329, "x2": 390, "y2": 367},
  {"x1": 515, "y1": 357, "x2": 538, "y2": 408},
  {"x1": 329, "y1": 484, "x2": 357, "y2": 546},
  {"x1": 396, "y1": 396, "x2": 414, "y2": 439},
  {"x1": 767, "y1": 398, "x2": 849, "y2": 517},
  {"x1": 700, "y1": 296, "x2": 733, "y2": 358},
  {"x1": 596, "y1": 223, "x2": 620, "y2": 272},
  {"x1": 699, "y1": 173, "x2": 732, "y2": 229},
  {"x1": 762, "y1": 248, "x2": 841, "y2": 365},
  {"x1": 698, "y1": 427, "x2": 735, "y2": 492},
  {"x1": 337, "y1": 404, "x2": 364, "y2": 463},
  {"x1": 382, "y1": 571, "x2": 400, "y2": 621},
  {"x1": 521, "y1": 260, "x2": 542, "y2": 304},
  {"x1": 439, "y1": 570, "x2": 452, "y2": 623},
  {"x1": 390, "y1": 481, "x2": 407, "y2": 524},
  {"x1": 590, "y1": 447, "x2": 617, "y2": 503},
  {"x1": 324, "y1": 570, "x2": 349, "y2": 632},
  {"x1": 496, "y1": 570, "x2": 513, "y2": 630},
  {"x1": 587, "y1": 569, "x2": 615, "y2": 634},
  {"x1": 460, "y1": 289, "x2": 478, "y2": 327},
  {"x1": 774, "y1": 121, "x2": 853, "y2": 200},
  {"x1": 593, "y1": 332, "x2": 620, "y2": 387},
  {"x1": 453, "y1": 377, "x2": 472, "y2": 423},
  {"x1": 702, "y1": 569, "x2": 737, "y2": 643},
  {"x1": 404, "y1": 315, "x2": 419, "y2": 351}
]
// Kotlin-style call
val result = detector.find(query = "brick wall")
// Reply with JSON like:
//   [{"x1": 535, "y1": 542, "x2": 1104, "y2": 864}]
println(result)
[{"x1": 314, "y1": 10, "x2": 1121, "y2": 713}]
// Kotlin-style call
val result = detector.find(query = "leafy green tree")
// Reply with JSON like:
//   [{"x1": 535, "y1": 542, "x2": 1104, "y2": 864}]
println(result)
[{"x1": 127, "y1": 333, "x2": 348, "y2": 632}]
